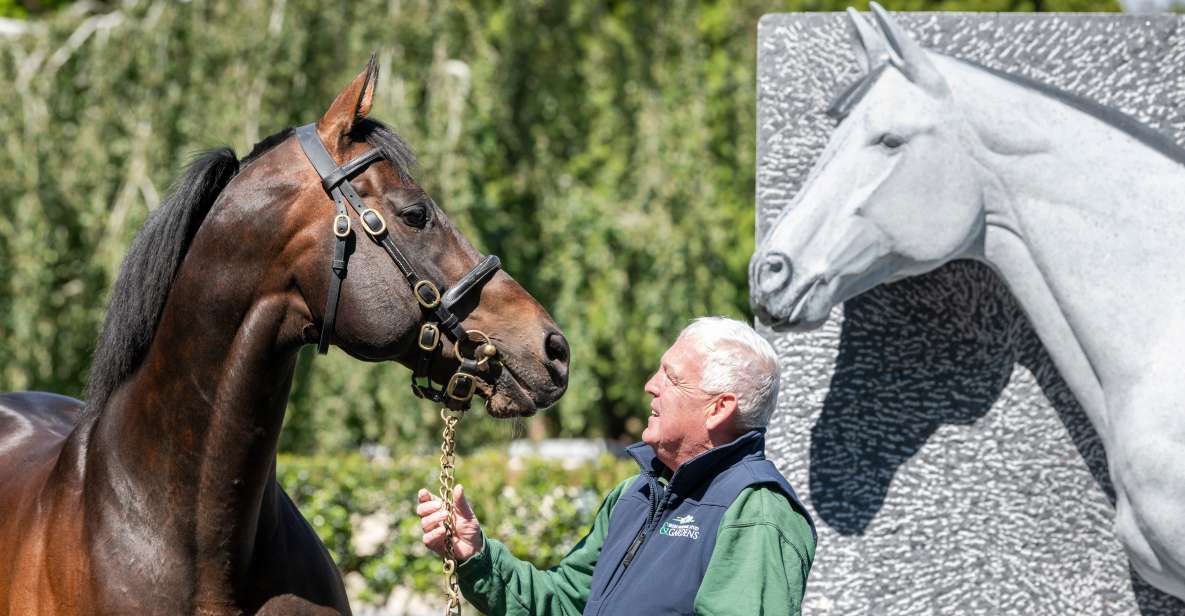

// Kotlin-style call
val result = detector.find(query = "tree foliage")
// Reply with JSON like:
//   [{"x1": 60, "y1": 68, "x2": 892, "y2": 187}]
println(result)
[{"x1": 0, "y1": 0, "x2": 1118, "y2": 452}]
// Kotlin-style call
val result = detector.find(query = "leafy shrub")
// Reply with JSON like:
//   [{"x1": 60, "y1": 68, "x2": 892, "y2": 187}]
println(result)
[{"x1": 277, "y1": 447, "x2": 637, "y2": 604}]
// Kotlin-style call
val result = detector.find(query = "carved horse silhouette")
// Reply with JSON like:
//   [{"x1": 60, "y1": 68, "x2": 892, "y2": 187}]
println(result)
[
  {"x1": 0, "y1": 60, "x2": 569, "y2": 614},
  {"x1": 750, "y1": 4, "x2": 1185, "y2": 599}
]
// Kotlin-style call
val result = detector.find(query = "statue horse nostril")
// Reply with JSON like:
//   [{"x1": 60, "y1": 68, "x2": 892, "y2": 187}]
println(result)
[{"x1": 757, "y1": 252, "x2": 794, "y2": 294}]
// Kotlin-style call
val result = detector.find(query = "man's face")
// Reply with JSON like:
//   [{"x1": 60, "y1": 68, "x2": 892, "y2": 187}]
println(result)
[{"x1": 642, "y1": 336, "x2": 717, "y2": 469}]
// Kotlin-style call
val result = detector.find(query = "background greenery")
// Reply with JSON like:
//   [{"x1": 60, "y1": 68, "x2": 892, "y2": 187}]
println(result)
[
  {"x1": 0, "y1": 0, "x2": 1118, "y2": 607},
  {"x1": 277, "y1": 450, "x2": 636, "y2": 605},
  {"x1": 0, "y1": 0, "x2": 1118, "y2": 453}
]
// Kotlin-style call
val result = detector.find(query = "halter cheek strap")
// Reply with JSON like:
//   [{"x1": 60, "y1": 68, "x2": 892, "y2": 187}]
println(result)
[{"x1": 293, "y1": 123, "x2": 501, "y2": 409}]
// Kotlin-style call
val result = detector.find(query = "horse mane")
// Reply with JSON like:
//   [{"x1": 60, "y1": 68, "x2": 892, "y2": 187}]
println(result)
[
  {"x1": 827, "y1": 54, "x2": 1185, "y2": 167},
  {"x1": 84, "y1": 119, "x2": 417, "y2": 415},
  {"x1": 827, "y1": 64, "x2": 887, "y2": 120},
  {"x1": 237, "y1": 119, "x2": 417, "y2": 182},
  {"x1": 349, "y1": 118, "x2": 417, "y2": 183},
  {"x1": 952, "y1": 57, "x2": 1185, "y2": 168},
  {"x1": 84, "y1": 148, "x2": 240, "y2": 414}
]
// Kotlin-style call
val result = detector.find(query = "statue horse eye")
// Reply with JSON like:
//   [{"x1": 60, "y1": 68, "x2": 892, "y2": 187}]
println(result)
[
  {"x1": 878, "y1": 133, "x2": 905, "y2": 149},
  {"x1": 401, "y1": 204, "x2": 429, "y2": 229}
]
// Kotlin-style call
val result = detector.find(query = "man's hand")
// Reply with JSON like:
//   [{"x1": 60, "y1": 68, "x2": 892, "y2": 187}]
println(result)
[{"x1": 417, "y1": 485, "x2": 483, "y2": 562}]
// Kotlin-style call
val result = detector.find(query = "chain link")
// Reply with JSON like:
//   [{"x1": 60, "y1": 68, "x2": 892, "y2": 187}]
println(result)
[{"x1": 438, "y1": 406, "x2": 463, "y2": 616}]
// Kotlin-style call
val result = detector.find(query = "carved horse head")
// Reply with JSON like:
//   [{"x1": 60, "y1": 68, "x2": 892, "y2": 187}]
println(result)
[{"x1": 750, "y1": 3, "x2": 988, "y2": 330}]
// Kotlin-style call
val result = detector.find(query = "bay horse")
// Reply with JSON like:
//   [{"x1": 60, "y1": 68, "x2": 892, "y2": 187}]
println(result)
[
  {"x1": 0, "y1": 59, "x2": 570, "y2": 615},
  {"x1": 750, "y1": 4, "x2": 1185, "y2": 600}
]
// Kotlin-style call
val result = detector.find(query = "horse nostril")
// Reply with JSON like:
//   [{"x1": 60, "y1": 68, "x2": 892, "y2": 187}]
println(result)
[
  {"x1": 544, "y1": 332, "x2": 570, "y2": 385},
  {"x1": 757, "y1": 251, "x2": 793, "y2": 295},
  {"x1": 545, "y1": 332, "x2": 569, "y2": 364}
]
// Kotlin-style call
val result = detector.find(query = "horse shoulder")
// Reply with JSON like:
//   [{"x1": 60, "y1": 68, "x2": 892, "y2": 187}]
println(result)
[{"x1": 0, "y1": 392, "x2": 89, "y2": 613}]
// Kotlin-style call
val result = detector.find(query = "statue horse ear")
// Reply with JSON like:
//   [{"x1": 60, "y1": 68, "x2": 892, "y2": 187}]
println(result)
[
  {"x1": 869, "y1": 2, "x2": 950, "y2": 98},
  {"x1": 846, "y1": 7, "x2": 891, "y2": 74},
  {"x1": 316, "y1": 52, "x2": 379, "y2": 155}
]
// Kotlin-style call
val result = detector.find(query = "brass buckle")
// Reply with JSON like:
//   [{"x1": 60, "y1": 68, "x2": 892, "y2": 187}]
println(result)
[
  {"x1": 446, "y1": 373, "x2": 477, "y2": 401},
  {"x1": 360, "y1": 208, "x2": 387, "y2": 236},
  {"x1": 418, "y1": 323, "x2": 440, "y2": 351},
  {"x1": 453, "y1": 330, "x2": 497, "y2": 367},
  {"x1": 414, "y1": 280, "x2": 441, "y2": 309},
  {"x1": 332, "y1": 213, "x2": 351, "y2": 238}
]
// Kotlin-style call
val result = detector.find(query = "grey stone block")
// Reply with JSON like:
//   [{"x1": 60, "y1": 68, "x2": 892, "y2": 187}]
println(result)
[{"x1": 757, "y1": 12, "x2": 1185, "y2": 615}]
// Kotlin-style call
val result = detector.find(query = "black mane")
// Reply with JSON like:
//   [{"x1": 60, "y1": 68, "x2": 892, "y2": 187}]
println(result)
[
  {"x1": 238, "y1": 119, "x2": 417, "y2": 182},
  {"x1": 84, "y1": 148, "x2": 239, "y2": 414},
  {"x1": 350, "y1": 118, "x2": 417, "y2": 183},
  {"x1": 84, "y1": 119, "x2": 417, "y2": 414}
]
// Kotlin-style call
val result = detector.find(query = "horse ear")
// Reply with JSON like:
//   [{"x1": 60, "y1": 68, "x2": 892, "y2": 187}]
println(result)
[
  {"x1": 846, "y1": 8, "x2": 891, "y2": 74},
  {"x1": 316, "y1": 52, "x2": 379, "y2": 153},
  {"x1": 869, "y1": 2, "x2": 949, "y2": 97}
]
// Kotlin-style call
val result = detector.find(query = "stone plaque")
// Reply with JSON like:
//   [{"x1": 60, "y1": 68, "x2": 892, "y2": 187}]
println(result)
[{"x1": 757, "y1": 12, "x2": 1185, "y2": 615}]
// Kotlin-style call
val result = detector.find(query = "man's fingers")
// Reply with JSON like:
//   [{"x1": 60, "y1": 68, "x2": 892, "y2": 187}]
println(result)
[
  {"x1": 420, "y1": 485, "x2": 476, "y2": 559},
  {"x1": 420, "y1": 509, "x2": 450, "y2": 532},
  {"x1": 453, "y1": 484, "x2": 475, "y2": 519},
  {"x1": 415, "y1": 499, "x2": 441, "y2": 517},
  {"x1": 423, "y1": 525, "x2": 447, "y2": 548}
]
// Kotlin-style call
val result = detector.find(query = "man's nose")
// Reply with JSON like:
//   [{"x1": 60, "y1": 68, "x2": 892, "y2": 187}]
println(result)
[{"x1": 643, "y1": 373, "x2": 660, "y2": 397}]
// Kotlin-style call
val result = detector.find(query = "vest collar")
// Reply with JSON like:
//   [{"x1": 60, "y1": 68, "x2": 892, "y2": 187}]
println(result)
[{"x1": 626, "y1": 429, "x2": 766, "y2": 496}]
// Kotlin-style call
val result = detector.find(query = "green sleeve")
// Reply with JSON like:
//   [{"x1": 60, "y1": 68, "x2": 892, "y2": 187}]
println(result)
[
  {"x1": 693, "y1": 486, "x2": 816, "y2": 616},
  {"x1": 456, "y1": 476, "x2": 637, "y2": 616}
]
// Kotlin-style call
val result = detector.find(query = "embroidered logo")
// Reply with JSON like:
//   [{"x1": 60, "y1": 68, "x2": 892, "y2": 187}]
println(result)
[{"x1": 659, "y1": 514, "x2": 701, "y2": 540}]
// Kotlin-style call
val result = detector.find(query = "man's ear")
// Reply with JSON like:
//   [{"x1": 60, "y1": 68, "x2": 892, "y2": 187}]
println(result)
[
  {"x1": 316, "y1": 52, "x2": 379, "y2": 158},
  {"x1": 704, "y1": 394, "x2": 740, "y2": 433}
]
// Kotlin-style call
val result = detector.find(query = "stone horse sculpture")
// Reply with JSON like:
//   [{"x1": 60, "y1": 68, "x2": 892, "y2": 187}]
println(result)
[
  {"x1": 0, "y1": 60, "x2": 569, "y2": 615},
  {"x1": 750, "y1": 4, "x2": 1185, "y2": 600}
]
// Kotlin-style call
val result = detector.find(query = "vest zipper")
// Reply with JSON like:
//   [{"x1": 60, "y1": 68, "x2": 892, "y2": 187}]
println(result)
[
  {"x1": 593, "y1": 476, "x2": 675, "y2": 615},
  {"x1": 621, "y1": 530, "x2": 645, "y2": 569},
  {"x1": 622, "y1": 477, "x2": 670, "y2": 571}
]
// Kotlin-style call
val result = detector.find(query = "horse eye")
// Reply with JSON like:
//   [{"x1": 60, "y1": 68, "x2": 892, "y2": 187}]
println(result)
[
  {"x1": 878, "y1": 133, "x2": 905, "y2": 149},
  {"x1": 401, "y1": 204, "x2": 429, "y2": 229}
]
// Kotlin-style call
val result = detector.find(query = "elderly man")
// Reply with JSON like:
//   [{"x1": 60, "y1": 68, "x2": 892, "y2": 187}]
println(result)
[{"x1": 417, "y1": 317, "x2": 815, "y2": 615}]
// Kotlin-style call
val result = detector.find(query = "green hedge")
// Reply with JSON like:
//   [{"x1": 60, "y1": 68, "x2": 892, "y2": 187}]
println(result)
[
  {"x1": 277, "y1": 448, "x2": 637, "y2": 604},
  {"x1": 0, "y1": 0, "x2": 1120, "y2": 453}
]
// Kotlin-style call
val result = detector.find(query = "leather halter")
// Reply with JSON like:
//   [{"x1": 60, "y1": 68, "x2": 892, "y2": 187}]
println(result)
[{"x1": 294, "y1": 123, "x2": 500, "y2": 409}]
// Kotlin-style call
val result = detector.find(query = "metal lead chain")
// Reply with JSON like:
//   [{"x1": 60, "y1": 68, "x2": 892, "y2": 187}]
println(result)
[{"x1": 438, "y1": 406, "x2": 463, "y2": 616}]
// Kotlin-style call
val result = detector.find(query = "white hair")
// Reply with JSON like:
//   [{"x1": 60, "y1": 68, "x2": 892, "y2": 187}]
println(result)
[{"x1": 677, "y1": 316, "x2": 780, "y2": 430}]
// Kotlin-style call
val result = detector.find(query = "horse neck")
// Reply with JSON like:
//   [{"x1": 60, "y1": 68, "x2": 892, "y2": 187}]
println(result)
[
  {"x1": 76, "y1": 193, "x2": 302, "y2": 596},
  {"x1": 943, "y1": 56, "x2": 1185, "y2": 432}
]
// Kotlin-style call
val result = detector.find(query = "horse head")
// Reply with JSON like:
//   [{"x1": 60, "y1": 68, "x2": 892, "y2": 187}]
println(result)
[
  {"x1": 227, "y1": 59, "x2": 569, "y2": 417},
  {"x1": 750, "y1": 3, "x2": 987, "y2": 331}
]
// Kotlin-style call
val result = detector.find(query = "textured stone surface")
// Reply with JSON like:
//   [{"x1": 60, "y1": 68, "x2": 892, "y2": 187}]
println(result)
[{"x1": 757, "y1": 13, "x2": 1185, "y2": 615}]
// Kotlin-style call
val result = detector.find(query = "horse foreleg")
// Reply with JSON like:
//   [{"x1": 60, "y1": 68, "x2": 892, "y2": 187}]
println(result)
[
  {"x1": 1111, "y1": 380, "x2": 1185, "y2": 600},
  {"x1": 1115, "y1": 489, "x2": 1185, "y2": 598}
]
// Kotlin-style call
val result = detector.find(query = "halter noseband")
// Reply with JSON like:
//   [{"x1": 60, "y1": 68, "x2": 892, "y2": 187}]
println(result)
[{"x1": 294, "y1": 123, "x2": 500, "y2": 410}]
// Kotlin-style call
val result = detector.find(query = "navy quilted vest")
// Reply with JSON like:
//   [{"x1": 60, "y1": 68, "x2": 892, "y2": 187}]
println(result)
[{"x1": 582, "y1": 430, "x2": 813, "y2": 616}]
